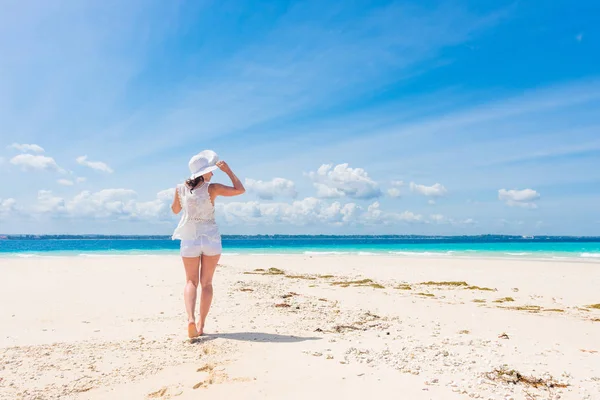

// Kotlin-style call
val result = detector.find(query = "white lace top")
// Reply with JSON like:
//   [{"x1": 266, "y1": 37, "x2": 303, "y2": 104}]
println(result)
[{"x1": 172, "y1": 182, "x2": 220, "y2": 241}]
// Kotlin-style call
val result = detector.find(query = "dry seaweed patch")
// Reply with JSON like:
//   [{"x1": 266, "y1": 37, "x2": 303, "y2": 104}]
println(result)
[
  {"x1": 197, "y1": 364, "x2": 215, "y2": 373},
  {"x1": 543, "y1": 308, "x2": 565, "y2": 313},
  {"x1": 419, "y1": 281, "x2": 496, "y2": 292},
  {"x1": 494, "y1": 297, "x2": 515, "y2": 303},
  {"x1": 421, "y1": 281, "x2": 468, "y2": 287},
  {"x1": 396, "y1": 284, "x2": 412, "y2": 290},
  {"x1": 330, "y1": 278, "x2": 385, "y2": 289},
  {"x1": 244, "y1": 267, "x2": 285, "y2": 276},
  {"x1": 333, "y1": 325, "x2": 364, "y2": 333},
  {"x1": 592, "y1": 318, "x2": 600, "y2": 322},
  {"x1": 317, "y1": 274, "x2": 335, "y2": 279},
  {"x1": 485, "y1": 367, "x2": 568, "y2": 390},
  {"x1": 473, "y1": 299, "x2": 486, "y2": 303},
  {"x1": 274, "y1": 303, "x2": 291, "y2": 308},
  {"x1": 239, "y1": 288, "x2": 254, "y2": 292},
  {"x1": 416, "y1": 292, "x2": 435, "y2": 297},
  {"x1": 331, "y1": 278, "x2": 373, "y2": 286},
  {"x1": 458, "y1": 330, "x2": 470, "y2": 334},
  {"x1": 502, "y1": 305, "x2": 542, "y2": 313},
  {"x1": 285, "y1": 274, "x2": 317, "y2": 280},
  {"x1": 466, "y1": 285, "x2": 496, "y2": 291},
  {"x1": 586, "y1": 303, "x2": 600, "y2": 310}
]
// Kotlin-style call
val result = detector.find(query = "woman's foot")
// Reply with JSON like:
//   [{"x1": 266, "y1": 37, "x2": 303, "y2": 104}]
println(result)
[
  {"x1": 197, "y1": 322, "x2": 205, "y2": 336},
  {"x1": 188, "y1": 321, "x2": 199, "y2": 338}
]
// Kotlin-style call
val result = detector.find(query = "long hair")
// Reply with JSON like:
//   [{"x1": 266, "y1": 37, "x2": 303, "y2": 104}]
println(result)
[{"x1": 185, "y1": 175, "x2": 205, "y2": 193}]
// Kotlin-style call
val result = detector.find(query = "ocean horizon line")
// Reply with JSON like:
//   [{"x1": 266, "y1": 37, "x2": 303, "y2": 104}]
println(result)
[{"x1": 2, "y1": 234, "x2": 600, "y2": 241}]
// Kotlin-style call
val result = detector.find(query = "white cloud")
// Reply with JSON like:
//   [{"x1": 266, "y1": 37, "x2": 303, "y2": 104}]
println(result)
[
  {"x1": 314, "y1": 183, "x2": 345, "y2": 198},
  {"x1": 9, "y1": 154, "x2": 62, "y2": 172},
  {"x1": 387, "y1": 180, "x2": 405, "y2": 198},
  {"x1": 498, "y1": 188, "x2": 540, "y2": 209},
  {"x1": 216, "y1": 197, "x2": 422, "y2": 227},
  {"x1": 387, "y1": 188, "x2": 401, "y2": 198},
  {"x1": 8, "y1": 143, "x2": 45, "y2": 153},
  {"x1": 428, "y1": 199, "x2": 436, "y2": 205},
  {"x1": 58, "y1": 179, "x2": 74, "y2": 186},
  {"x1": 392, "y1": 210, "x2": 423, "y2": 223},
  {"x1": 429, "y1": 214, "x2": 476, "y2": 226},
  {"x1": 245, "y1": 178, "x2": 297, "y2": 200},
  {"x1": 307, "y1": 163, "x2": 381, "y2": 199},
  {"x1": 76, "y1": 156, "x2": 113, "y2": 173},
  {"x1": 217, "y1": 197, "x2": 357, "y2": 226},
  {"x1": 35, "y1": 190, "x2": 66, "y2": 214},
  {"x1": 429, "y1": 214, "x2": 445, "y2": 223},
  {"x1": 410, "y1": 182, "x2": 448, "y2": 197},
  {"x1": 33, "y1": 188, "x2": 174, "y2": 220},
  {"x1": 0, "y1": 198, "x2": 18, "y2": 218},
  {"x1": 76, "y1": 177, "x2": 87, "y2": 183}
]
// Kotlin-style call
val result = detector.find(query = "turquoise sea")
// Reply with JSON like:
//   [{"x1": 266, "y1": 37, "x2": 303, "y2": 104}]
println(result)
[{"x1": 1, "y1": 235, "x2": 600, "y2": 260}]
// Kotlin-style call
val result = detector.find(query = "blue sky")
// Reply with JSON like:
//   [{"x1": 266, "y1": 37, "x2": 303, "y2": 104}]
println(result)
[{"x1": 0, "y1": 0, "x2": 599, "y2": 235}]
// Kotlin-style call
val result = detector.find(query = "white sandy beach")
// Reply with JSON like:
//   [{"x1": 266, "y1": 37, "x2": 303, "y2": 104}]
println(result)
[{"x1": 1, "y1": 254, "x2": 599, "y2": 400}]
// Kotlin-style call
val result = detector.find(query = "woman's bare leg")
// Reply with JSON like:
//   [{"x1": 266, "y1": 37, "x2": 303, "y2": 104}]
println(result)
[
  {"x1": 198, "y1": 254, "x2": 220, "y2": 335},
  {"x1": 182, "y1": 256, "x2": 201, "y2": 337}
]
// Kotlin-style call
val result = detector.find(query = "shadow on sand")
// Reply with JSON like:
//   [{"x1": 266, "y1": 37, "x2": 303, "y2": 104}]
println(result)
[{"x1": 191, "y1": 331, "x2": 321, "y2": 344}]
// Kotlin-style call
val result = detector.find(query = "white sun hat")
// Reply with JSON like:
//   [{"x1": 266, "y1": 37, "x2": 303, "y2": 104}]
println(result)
[{"x1": 188, "y1": 150, "x2": 219, "y2": 179}]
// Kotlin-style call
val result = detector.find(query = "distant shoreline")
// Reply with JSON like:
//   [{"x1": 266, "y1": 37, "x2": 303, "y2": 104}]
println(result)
[{"x1": 2, "y1": 234, "x2": 600, "y2": 241}]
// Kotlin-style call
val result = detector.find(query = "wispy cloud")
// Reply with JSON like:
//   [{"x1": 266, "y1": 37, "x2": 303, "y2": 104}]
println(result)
[
  {"x1": 90, "y1": 2, "x2": 508, "y2": 162},
  {"x1": 9, "y1": 154, "x2": 62, "y2": 172},
  {"x1": 410, "y1": 182, "x2": 448, "y2": 197},
  {"x1": 245, "y1": 178, "x2": 297, "y2": 200},
  {"x1": 498, "y1": 188, "x2": 540, "y2": 209},
  {"x1": 8, "y1": 143, "x2": 44, "y2": 153},
  {"x1": 57, "y1": 179, "x2": 74, "y2": 186},
  {"x1": 76, "y1": 156, "x2": 113, "y2": 173}
]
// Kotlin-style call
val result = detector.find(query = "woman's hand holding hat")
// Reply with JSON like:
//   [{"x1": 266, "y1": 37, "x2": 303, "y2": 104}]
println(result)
[{"x1": 216, "y1": 160, "x2": 231, "y2": 173}]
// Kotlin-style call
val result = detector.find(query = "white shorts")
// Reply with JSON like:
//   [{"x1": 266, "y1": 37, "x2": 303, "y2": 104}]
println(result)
[{"x1": 180, "y1": 236, "x2": 222, "y2": 257}]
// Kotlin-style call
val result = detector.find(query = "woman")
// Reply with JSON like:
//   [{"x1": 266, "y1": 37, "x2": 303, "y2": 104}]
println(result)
[{"x1": 171, "y1": 150, "x2": 245, "y2": 338}]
